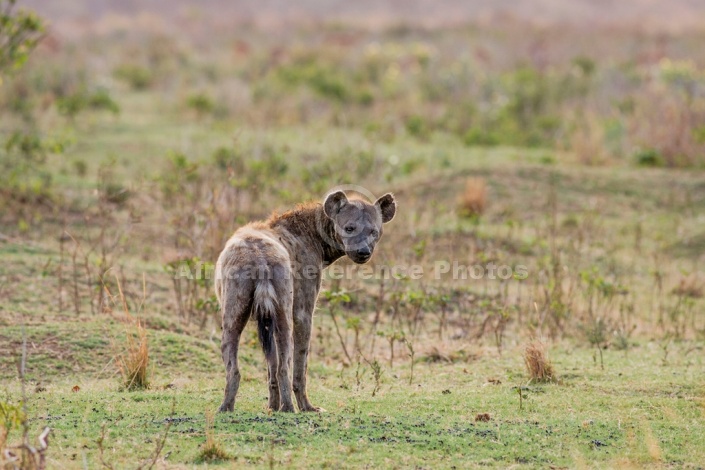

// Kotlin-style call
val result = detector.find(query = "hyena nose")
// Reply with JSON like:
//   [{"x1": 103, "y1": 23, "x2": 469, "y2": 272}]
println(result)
[{"x1": 357, "y1": 247, "x2": 371, "y2": 257}]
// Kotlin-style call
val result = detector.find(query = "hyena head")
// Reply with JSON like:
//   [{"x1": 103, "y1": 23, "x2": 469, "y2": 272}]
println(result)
[{"x1": 323, "y1": 190, "x2": 396, "y2": 264}]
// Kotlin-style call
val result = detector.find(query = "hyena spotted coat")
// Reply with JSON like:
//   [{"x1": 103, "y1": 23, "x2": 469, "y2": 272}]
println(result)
[{"x1": 214, "y1": 190, "x2": 396, "y2": 412}]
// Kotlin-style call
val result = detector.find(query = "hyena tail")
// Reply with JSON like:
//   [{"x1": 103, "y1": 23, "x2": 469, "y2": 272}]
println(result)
[{"x1": 253, "y1": 276, "x2": 278, "y2": 358}]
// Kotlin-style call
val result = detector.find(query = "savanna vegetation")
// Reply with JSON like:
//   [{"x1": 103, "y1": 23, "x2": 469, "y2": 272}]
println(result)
[{"x1": 1, "y1": 1, "x2": 704, "y2": 468}]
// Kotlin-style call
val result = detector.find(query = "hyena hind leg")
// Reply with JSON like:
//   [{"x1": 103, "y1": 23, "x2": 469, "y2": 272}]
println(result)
[
  {"x1": 218, "y1": 282, "x2": 253, "y2": 413},
  {"x1": 273, "y1": 280, "x2": 295, "y2": 412},
  {"x1": 259, "y1": 314, "x2": 280, "y2": 411}
]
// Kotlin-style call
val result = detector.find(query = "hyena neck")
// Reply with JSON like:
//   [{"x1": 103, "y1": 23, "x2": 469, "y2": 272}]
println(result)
[
  {"x1": 269, "y1": 203, "x2": 345, "y2": 267},
  {"x1": 318, "y1": 207, "x2": 346, "y2": 267}
]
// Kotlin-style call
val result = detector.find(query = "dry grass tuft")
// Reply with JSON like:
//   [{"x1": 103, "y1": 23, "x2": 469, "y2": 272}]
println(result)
[
  {"x1": 457, "y1": 177, "x2": 487, "y2": 219},
  {"x1": 117, "y1": 319, "x2": 149, "y2": 391},
  {"x1": 523, "y1": 341, "x2": 557, "y2": 383},
  {"x1": 672, "y1": 275, "x2": 703, "y2": 298},
  {"x1": 196, "y1": 411, "x2": 231, "y2": 463},
  {"x1": 108, "y1": 276, "x2": 150, "y2": 391},
  {"x1": 475, "y1": 413, "x2": 491, "y2": 422},
  {"x1": 570, "y1": 112, "x2": 611, "y2": 166}
]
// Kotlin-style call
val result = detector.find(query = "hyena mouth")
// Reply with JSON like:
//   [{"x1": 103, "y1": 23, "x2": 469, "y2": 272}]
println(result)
[{"x1": 352, "y1": 254, "x2": 371, "y2": 264}]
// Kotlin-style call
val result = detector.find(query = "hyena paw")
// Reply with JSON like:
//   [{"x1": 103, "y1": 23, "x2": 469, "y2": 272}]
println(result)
[
  {"x1": 217, "y1": 403, "x2": 234, "y2": 413},
  {"x1": 301, "y1": 404, "x2": 324, "y2": 412},
  {"x1": 279, "y1": 403, "x2": 295, "y2": 413}
]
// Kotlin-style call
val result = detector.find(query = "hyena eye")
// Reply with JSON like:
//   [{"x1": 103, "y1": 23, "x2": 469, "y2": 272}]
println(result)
[
  {"x1": 371, "y1": 229, "x2": 379, "y2": 237},
  {"x1": 345, "y1": 226, "x2": 355, "y2": 234}
]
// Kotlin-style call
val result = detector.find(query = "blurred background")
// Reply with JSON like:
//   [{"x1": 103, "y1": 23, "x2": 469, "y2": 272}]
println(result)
[
  {"x1": 9, "y1": 0, "x2": 705, "y2": 173},
  {"x1": 2, "y1": 0, "x2": 705, "y2": 347},
  {"x1": 1, "y1": 0, "x2": 704, "y2": 342},
  {"x1": 21, "y1": 0, "x2": 705, "y2": 30}
]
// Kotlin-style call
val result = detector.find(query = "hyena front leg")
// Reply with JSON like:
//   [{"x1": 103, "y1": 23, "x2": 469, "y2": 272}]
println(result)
[
  {"x1": 293, "y1": 312, "x2": 320, "y2": 412},
  {"x1": 293, "y1": 285, "x2": 321, "y2": 412}
]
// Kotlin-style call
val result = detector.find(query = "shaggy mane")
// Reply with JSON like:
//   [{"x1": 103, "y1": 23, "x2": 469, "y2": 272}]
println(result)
[{"x1": 266, "y1": 201, "x2": 321, "y2": 225}]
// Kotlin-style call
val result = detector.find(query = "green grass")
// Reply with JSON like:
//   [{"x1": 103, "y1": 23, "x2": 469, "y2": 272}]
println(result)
[
  {"x1": 2, "y1": 118, "x2": 705, "y2": 466},
  {"x1": 2, "y1": 127, "x2": 705, "y2": 466},
  {"x1": 2, "y1": 340, "x2": 703, "y2": 468}
]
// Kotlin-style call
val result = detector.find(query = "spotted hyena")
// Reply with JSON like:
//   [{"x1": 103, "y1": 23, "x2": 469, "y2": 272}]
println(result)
[{"x1": 214, "y1": 190, "x2": 396, "y2": 412}]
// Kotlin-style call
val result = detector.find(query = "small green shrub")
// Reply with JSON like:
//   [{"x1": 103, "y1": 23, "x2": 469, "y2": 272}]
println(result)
[
  {"x1": 634, "y1": 148, "x2": 663, "y2": 167},
  {"x1": 0, "y1": 400, "x2": 25, "y2": 432},
  {"x1": 572, "y1": 56, "x2": 596, "y2": 77},
  {"x1": 186, "y1": 92, "x2": 215, "y2": 116},
  {"x1": 247, "y1": 147, "x2": 289, "y2": 190},
  {"x1": 277, "y1": 58, "x2": 350, "y2": 102},
  {"x1": 56, "y1": 88, "x2": 120, "y2": 118},
  {"x1": 97, "y1": 159, "x2": 131, "y2": 206},
  {"x1": 308, "y1": 70, "x2": 348, "y2": 102},
  {"x1": 73, "y1": 159, "x2": 87, "y2": 177},
  {"x1": 463, "y1": 128, "x2": 500, "y2": 147},
  {"x1": 405, "y1": 115, "x2": 428, "y2": 139},
  {"x1": 0, "y1": 0, "x2": 44, "y2": 74},
  {"x1": 212, "y1": 146, "x2": 244, "y2": 173},
  {"x1": 1, "y1": 130, "x2": 53, "y2": 203},
  {"x1": 87, "y1": 88, "x2": 120, "y2": 114},
  {"x1": 56, "y1": 92, "x2": 84, "y2": 118},
  {"x1": 357, "y1": 88, "x2": 374, "y2": 105},
  {"x1": 113, "y1": 64, "x2": 153, "y2": 90},
  {"x1": 159, "y1": 152, "x2": 201, "y2": 200}
]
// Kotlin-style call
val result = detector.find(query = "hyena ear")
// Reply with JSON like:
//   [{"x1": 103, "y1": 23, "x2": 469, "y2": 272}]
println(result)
[
  {"x1": 375, "y1": 193, "x2": 396, "y2": 223},
  {"x1": 324, "y1": 190, "x2": 348, "y2": 219}
]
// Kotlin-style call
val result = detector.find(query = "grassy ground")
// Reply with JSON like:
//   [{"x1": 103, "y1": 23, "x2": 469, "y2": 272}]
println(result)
[
  {"x1": 2, "y1": 10, "x2": 705, "y2": 469},
  {"x1": 4, "y1": 324, "x2": 704, "y2": 468},
  {"x1": 2, "y1": 148, "x2": 704, "y2": 467},
  {"x1": 3, "y1": 117, "x2": 705, "y2": 469}
]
